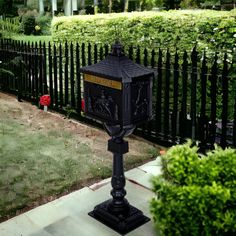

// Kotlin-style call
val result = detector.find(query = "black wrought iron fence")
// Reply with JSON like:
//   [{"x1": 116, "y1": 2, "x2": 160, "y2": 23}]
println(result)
[{"x1": 0, "y1": 39, "x2": 236, "y2": 150}]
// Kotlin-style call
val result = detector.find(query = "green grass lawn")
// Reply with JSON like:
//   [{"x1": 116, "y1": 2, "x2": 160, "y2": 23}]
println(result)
[
  {"x1": 0, "y1": 118, "x2": 102, "y2": 220},
  {"x1": 0, "y1": 94, "x2": 160, "y2": 222},
  {"x1": 11, "y1": 34, "x2": 52, "y2": 43}
]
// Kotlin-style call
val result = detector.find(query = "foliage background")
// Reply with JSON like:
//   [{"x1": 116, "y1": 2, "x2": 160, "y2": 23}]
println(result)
[{"x1": 51, "y1": 9, "x2": 236, "y2": 53}]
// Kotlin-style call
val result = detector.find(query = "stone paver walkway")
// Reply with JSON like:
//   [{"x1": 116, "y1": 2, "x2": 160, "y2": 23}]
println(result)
[{"x1": 0, "y1": 159, "x2": 162, "y2": 236}]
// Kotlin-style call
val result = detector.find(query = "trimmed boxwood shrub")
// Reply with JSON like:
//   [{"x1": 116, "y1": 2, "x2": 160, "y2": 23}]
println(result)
[
  {"x1": 21, "y1": 13, "x2": 36, "y2": 35},
  {"x1": 51, "y1": 10, "x2": 236, "y2": 53},
  {"x1": 150, "y1": 142, "x2": 236, "y2": 235}
]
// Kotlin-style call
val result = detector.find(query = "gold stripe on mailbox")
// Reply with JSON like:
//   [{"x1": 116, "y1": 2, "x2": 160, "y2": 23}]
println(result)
[{"x1": 84, "y1": 74, "x2": 122, "y2": 90}]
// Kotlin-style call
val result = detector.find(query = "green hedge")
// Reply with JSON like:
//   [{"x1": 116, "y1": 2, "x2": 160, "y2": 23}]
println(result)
[
  {"x1": 150, "y1": 142, "x2": 236, "y2": 235},
  {"x1": 51, "y1": 10, "x2": 236, "y2": 53}
]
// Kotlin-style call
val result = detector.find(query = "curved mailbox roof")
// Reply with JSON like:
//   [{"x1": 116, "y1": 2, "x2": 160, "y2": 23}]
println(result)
[{"x1": 80, "y1": 43, "x2": 154, "y2": 82}]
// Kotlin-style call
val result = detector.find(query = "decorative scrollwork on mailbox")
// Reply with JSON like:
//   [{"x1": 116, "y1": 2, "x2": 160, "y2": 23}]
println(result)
[{"x1": 88, "y1": 90, "x2": 119, "y2": 121}]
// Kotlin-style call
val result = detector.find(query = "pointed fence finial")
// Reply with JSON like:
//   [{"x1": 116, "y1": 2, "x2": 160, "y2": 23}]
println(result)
[{"x1": 111, "y1": 41, "x2": 123, "y2": 56}]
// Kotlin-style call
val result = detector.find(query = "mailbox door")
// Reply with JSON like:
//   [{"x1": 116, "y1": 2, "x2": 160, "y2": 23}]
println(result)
[
  {"x1": 131, "y1": 79, "x2": 152, "y2": 124},
  {"x1": 84, "y1": 76, "x2": 122, "y2": 124}
]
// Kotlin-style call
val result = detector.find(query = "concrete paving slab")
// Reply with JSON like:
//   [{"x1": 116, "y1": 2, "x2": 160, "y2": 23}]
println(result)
[
  {"x1": 44, "y1": 215, "x2": 120, "y2": 236},
  {"x1": 51, "y1": 187, "x2": 94, "y2": 206},
  {"x1": 140, "y1": 159, "x2": 162, "y2": 167},
  {"x1": 44, "y1": 216, "x2": 82, "y2": 236},
  {"x1": 127, "y1": 221, "x2": 156, "y2": 236},
  {"x1": 138, "y1": 158, "x2": 162, "y2": 175},
  {"x1": 67, "y1": 213, "x2": 117, "y2": 236},
  {"x1": 125, "y1": 168, "x2": 154, "y2": 189},
  {"x1": 89, "y1": 178, "x2": 111, "y2": 191},
  {"x1": 28, "y1": 229, "x2": 52, "y2": 236},
  {"x1": 25, "y1": 201, "x2": 69, "y2": 229},
  {"x1": 56, "y1": 185, "x2": 111, "y2": 218},
  {"x1": 0, "y1": 214, "x2": 40, "y2": 236},
  {"x1": 125, "y1": 180, "x2": 155, "y2": 216},
  {"x1": 138, "y1": 165, "x2": 162, "y2": 177},
  {"x1": 55, "y1": 187, "x2": 94, "y2": 202}
]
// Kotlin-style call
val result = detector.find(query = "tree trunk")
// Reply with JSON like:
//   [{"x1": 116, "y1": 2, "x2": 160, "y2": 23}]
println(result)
[
  {"x1": 72, "y1": 0, "x2": 78, "y2": 14},
  {"x1": 124, "y1": 0, "x2": 129, "y2": 12},
  {"x1": 81, "y1": 0, "x2": 85, "y2": 10},
  {"x1": 94, "y1": 0, "x2": 98, "y2": 14},
  {"x1": 39, "y1": 0, "x2": 44, "y2": 15},
  {"x1": 64, "y1": 0, "x2": 72, "y2": 16},
  {"x1": 52, "y1": 0, "x2": 57, "y2": 15},
  {"x1": 108, "y1": 0, "x2": 112, "y2": 13}
]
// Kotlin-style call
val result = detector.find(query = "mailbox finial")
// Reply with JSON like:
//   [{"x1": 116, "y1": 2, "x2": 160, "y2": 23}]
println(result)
[{"x1": 111, "y1": 41, "x2": 123, "y2": 57}]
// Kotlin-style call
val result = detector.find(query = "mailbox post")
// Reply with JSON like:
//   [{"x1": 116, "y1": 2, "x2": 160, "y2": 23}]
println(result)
[{"x1": 80, "y1": 42, "x2": 154, "y2": 234}]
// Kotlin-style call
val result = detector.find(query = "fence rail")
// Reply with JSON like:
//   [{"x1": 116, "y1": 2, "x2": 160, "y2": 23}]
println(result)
[{"x1": 1, "y1": 39, "x2": 236, "y2": 150}]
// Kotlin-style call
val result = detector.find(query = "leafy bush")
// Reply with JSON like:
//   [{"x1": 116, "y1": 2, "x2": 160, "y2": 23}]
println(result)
[
  {"x1": 36, "y1": 14, "x2": 52, "y2": 35},
  {"x1": 150, "y1": 142, "x2": 236, "y2": 235},
  {"x1": 0, "y1": 17, "x2": 21, "y2": 37},
  {"x1": 21, "y1": 12, "x2": 36, "y2": 35},
  {"x1": 51, "y1": 10, "x2": 236, "y2": 53},
  {"x1": 180, "y1": 0, "x2": 198, "y2": 8},
  {"x1": 0, "y1": 17, "x2": 20, "y2": 33}
]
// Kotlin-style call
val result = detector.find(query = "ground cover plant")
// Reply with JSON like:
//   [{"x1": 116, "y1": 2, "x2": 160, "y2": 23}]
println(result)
[
  {"x1": 0, "y1": 92, "x2": 159, "y2": 222},
  {"x1": 10, "y1": 35, "x2": 52, "y2": 43},
  {"x1": 0, "y1": 17, "x2": 20, "y2": 38},
  {"x1": 51, "y1": 9, "x2": 236, "y2": 54},
  {"x1": 150, "y1": 141, "x2": 236, "y2": 235}
]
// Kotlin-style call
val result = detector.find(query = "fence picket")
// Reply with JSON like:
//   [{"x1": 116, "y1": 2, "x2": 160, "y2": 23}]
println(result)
[
  {"x1": 234, "y1": 95, "x2": 236, "y2": 147},
  {"x1": 88, "y1": 43, "x2": 91, "y2": 66},
  {"x1": 64, "y1": 41, "x2": 69, "y2": 105},
  {"x1": 59, "y1": 43, "x2": 63, "y2": 107},
  {"x1": 70, "y1": 42, "x2": 75, "y2": 107},
  {"x1": 39, "y1": 41, "x2": 43, "y2": 95},
  {"x1": 148, "y1": 49, "x2": 156, "y2": 136},
  {"x1": 209, "y1": 54, "x2": 218, "y2": 146},
  {"x1": 172, "y1": 51, "x2": 179, "y2": 140},
  {"x1": 99, "y1": 45, "x2": 104, "y2": 61},
  {"x1": 199, "y1": 51, "x2": 208, "y2": 149},
  {"x1": 53, "y1": 44, "x2": 58, "y2": 108},
  {"x1": 135, "y1": 46, "x2": 140, "y2": 64},
  {"x1": 31, "y1": 42, "x2": 36, "y2": 99},
  {"x1": 76, "y1": 43, "x2": 81, "y2": 114},
  {"x1": 221, "y1": 53, "x2": 229, "y2": 148},
  {"x1": 142, "y1": 48, "x2": 149, "y2": 134},
  {"x1": 82, "y1": 43, "x2": 86, "y2": 67},
  {"x1": 144, "y1": 48, "x2": 148, "y2": 67},
  {"x1": 34, "y1": 42, "x2": 39, "y2": 101},
  {"x1": 48, "y1": 42, "x2": 53, "y2": 107},
  {"x1": 22, "y1": 41, "x2": 27, "y2": 95},
  {"x1": 164, "y1": 50, "x2": 170, "y2": 136},
  {"x1": 105, "y1": 44, "x2": 109, "y2": 57},
  {"x1": 179, "y1": 51, "x2": 188, "y2": 138},
  {"x1": 42, "y1": 42, "x2": 47, "y2": 94},
  {"x1": 94, "y1": 44, "x2": 98, "y2": 64},
  {"x1": 128, "y1": 46, "x2": 133, "y2": 60},
  {"x1": 190, "y1": 47, "x2": 197, "y2": 140},
  {"x1": 155, "y1": 48, "x2": 162, "y2": 135},
  {"x1": 151, "y1": 50, "x2": 155, "y2": 68}
]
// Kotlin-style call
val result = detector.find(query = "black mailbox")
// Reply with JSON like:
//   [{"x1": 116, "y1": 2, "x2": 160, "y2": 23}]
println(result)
[
  {"x1": 80, "y1": 42, "x2": 154, "y2": 126},
  {"x1": 79, "y1": 42, "x2": 154, "y2": 234}
]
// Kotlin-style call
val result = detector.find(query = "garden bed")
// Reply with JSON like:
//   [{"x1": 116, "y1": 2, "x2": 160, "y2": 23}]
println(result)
[{"x1": 0, "y1": 92, "x2": 159, "y2": 222}]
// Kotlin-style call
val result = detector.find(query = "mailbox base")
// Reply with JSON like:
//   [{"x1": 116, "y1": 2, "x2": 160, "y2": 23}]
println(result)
[{"x1": 88, "y1": 199, "x2": 150, "y2": 235}]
